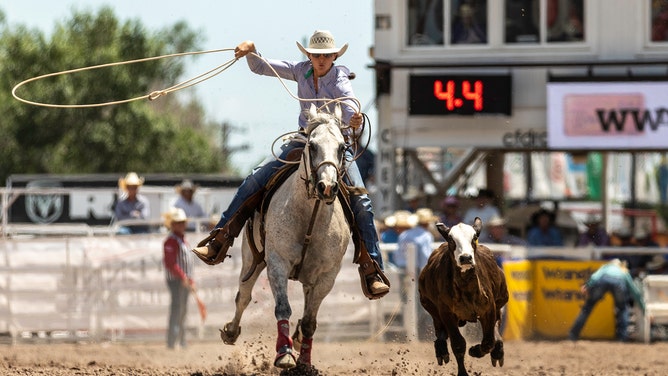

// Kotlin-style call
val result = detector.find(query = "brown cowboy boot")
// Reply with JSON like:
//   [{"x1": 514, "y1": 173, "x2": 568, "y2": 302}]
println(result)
[
  {"x1": 192, "y1": 189, "x2": 265, "y2": 265},
  {"x1": 356, "y1": 243, "x2": 390, "y2": 299},
  {"x1": 192, "y1": 226, "x2": 235, "y2": 265}
]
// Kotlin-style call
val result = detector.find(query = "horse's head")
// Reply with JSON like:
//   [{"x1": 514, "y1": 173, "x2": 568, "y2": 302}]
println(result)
[{"x1": 303, "y1": 104, "x2": 346, "y2": 204}]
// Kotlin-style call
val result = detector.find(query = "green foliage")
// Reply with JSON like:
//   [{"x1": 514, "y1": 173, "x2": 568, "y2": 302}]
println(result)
[{"x1": 0, "y1": 6, "x2": 225, "y2": 182}]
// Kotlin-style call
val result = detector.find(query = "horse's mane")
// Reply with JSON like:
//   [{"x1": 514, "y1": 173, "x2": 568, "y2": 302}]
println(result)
[{"x1": 304, "y1": 108, "x2": 342, "y2": 135}]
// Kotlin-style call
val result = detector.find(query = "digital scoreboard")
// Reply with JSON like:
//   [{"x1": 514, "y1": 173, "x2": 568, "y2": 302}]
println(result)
[{"x1": 409, "y1": 75, "x2": 512, "y2": 116}]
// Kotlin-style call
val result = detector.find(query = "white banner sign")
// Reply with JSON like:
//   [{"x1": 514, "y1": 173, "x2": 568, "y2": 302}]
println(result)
[{"x1": 547, "y1": 82, "x2": 668, "y2": 149}]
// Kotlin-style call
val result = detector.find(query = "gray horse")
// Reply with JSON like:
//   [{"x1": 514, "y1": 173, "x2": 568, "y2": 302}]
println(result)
[{"x1": 220, "y1": 104, "x2": 350, "y2": 369}]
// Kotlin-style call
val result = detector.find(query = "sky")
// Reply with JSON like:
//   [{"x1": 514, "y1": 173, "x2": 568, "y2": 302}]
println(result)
[{"x1": 2, "y1": 0, "x2": 377, "y2": 173}]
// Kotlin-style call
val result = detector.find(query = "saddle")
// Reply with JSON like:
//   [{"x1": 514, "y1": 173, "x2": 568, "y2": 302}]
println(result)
[{"x1": 240, "y1": 147, "x2": 382, "y2": 291}]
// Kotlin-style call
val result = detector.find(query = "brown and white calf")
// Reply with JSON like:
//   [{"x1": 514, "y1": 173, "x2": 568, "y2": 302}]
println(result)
[{"x1": 418, "y1": 217, "x2": 509, "y2": 376}]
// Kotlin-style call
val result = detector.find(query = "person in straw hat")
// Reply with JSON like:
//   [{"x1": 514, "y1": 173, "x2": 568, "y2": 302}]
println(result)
[
  {"x1": 193, "y1": 30, "x2": 389, "y2": 297},
  {"x1": 173, "y1": 179, "x2": 206, "y2": 232},
  {"x1": 381, "y1": 210, "x2": 418, "y2": 267},
  {"x1": 114, "y1": 172, "x2": 150, "y2": 234},
  {"x1": 162, "y1": 207, "x2": 196, "y2": 349},
  {"x1": 397, "y1": 208, "x2": 438, "y2": 340}
]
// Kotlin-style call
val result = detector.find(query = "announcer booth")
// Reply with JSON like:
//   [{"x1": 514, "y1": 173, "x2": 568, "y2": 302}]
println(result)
[{"x1": 371, "y1": 0, "x2": 668, "y2": 340}]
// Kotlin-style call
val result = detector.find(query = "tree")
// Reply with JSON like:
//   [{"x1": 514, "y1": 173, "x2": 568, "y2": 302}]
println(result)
[{"x1": 0, "y1": 6, "x2": 225, "y2": 182}]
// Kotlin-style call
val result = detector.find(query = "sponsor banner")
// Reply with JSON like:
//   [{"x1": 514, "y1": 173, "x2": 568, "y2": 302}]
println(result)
[
  {"x1": 547, "y1": 82, "x2": 668, "y2": 149},
  {"x1": 502, "y1": 260, "x2": 533, "y2": 340},
  {"x1": 503, "y1": 259, "x2": 615, "y2": 339},
  {"x1": 532, "y1": 260, "x2": 614, "y2": 339}
]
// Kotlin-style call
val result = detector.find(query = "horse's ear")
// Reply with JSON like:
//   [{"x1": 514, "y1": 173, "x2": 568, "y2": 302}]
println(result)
[
  {"x1": 309, "y1": 103, "x2": 318, "y2": 119},
  {"x1": 334, "y1": 104, "x2": 342, "y2": 120},
  {"x1": 435, "y1": 223, "x2": 450, "y2": 240}
]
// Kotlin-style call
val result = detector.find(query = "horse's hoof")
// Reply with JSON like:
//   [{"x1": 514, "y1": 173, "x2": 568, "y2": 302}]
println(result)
[
  {"x1": 220, "y1": 323, "x2": 241, "y2": 345},
  {"x1": 292, "y1": 319, "x2": 303, "y2": 352},
  {"x1": 274, "y1": 347, "x2": 296, "y2": 369}
]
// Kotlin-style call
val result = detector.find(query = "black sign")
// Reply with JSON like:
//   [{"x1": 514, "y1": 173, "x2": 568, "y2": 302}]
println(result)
[{"x1": 409, "y1": 75, "x2": 512, "y2": 115}]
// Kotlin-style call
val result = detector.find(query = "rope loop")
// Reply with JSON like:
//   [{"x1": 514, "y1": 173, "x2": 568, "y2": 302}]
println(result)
[{"x1": 11, "y1": 48, "x2": 236, "y2": 108}]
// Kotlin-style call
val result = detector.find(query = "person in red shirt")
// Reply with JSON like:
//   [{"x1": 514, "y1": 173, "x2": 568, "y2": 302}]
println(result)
[{"x1": 162, "y1": 207, "x2": 195, "y2": 349}]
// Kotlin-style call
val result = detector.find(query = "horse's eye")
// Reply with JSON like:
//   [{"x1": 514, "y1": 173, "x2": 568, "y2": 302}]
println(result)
[
  {"x1": 338, "y1": 144, "x2": 346, "y2": 155},
  {"x1": 309, "y1": 144, "x2": 318, "y2": 155}
]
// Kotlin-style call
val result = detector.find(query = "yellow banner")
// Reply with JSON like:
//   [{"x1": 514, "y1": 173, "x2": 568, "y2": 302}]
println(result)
[
  {"x1": 502, "y1": 260, "x2": 532, "y2": 340},
  {"x1": 532, "y1": 260, "x2": 614, "y2": 339}
]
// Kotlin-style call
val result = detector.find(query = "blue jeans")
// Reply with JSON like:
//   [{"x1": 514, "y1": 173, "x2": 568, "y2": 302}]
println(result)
[
  {"x1": 215, "y1": 140, "x2": 383, "y2": 269},
  {"x1": 569, "y1": 275, "x2": 630, "y2": 341},
  {"x1": 167, "y1": 279, "x2": 190, "y2": 348}
]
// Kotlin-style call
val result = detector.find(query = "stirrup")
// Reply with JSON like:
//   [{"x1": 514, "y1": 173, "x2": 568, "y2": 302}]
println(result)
[
  {"x1": 192, "y1": 228, "x2": 233, "y2": 265},
  {"x1": 358, "y1": 260, "x2": 391, "y2": 300}
]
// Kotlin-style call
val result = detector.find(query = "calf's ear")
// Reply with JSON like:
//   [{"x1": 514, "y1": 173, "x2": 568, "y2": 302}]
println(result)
[
  {"x1": 435, "y1": 222, "x2": 450, "y2": 239},
  {"x1": 473, "y1": 217, "x2": 483, "y2": 236}
]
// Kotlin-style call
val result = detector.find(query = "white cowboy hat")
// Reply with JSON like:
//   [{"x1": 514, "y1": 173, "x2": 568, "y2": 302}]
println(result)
[
  {"x1": 162, "y1": 207, "x2": 188, "y2": 229},
  {"x1": 175, "y1": 179, "x2": 198, "y2": 193},
  {"x1": 487, "y1": 215, "x2": 507, "y2": 227},
  {"x1": 296, "y1": 30, "x2": 348, "y2": 57},
  {"x1": 118, "y1": 172, "x2": 144, "y2": 191}
]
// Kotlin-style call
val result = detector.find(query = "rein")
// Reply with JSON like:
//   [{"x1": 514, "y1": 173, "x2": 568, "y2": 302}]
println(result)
[
  {"x1": 291, "y1": 122, "x2": 344, "y2": 280},
  {"x1": 291, "y1": 200, "x2": 321, "y2": 280}
]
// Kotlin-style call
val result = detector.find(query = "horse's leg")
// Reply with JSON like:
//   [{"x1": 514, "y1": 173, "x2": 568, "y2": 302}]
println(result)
[
  {"x1": 220, "y1": 262, "x2": 265, "y2": 345},
  {"x1": 220, "y1": 229, "x2": 266, "y2": 345},
  {"x1": 294, "y1": 271, "x2": 338, "y2": 366},
  {"x1": 266, "y1": 252, "x2": 296, "y2": 369}
]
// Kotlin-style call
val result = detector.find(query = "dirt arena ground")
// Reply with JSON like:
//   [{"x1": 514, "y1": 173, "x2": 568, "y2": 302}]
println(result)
[{"x1": 2, "y1": 338, "x2": 668, "y2": 375}]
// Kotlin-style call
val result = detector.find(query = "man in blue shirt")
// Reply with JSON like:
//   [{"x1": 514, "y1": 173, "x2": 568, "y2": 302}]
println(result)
[{"x1": 569, "y1": 259, "x2": 645, "y2": 342}]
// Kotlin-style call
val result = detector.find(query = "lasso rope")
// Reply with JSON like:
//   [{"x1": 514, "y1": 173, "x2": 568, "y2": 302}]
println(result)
[
  {"x1": 11, "y1": 48, "x2": 236, "y2": 108},
  {"x1": 11, "y1": 46, "x2": 371, "y2": 158}
]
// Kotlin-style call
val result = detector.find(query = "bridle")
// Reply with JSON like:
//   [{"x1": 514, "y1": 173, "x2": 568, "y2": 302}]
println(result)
[{"x1": 302, "y1": 122, "x2": 346, "y2": 203}]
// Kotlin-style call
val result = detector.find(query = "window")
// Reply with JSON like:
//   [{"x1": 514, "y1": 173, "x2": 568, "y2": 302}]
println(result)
[
  {"x1": 408, "y1": 0, "x2": 445, "y2": 45},
  {"x1": 505, "y1": 0, "x2": 540, "y2": 43},
  {"x1": 651, "y1": 0, "x2": 668, "y2": 42},
  {"x1": 547, "y1": 0, "x2": 584, "y2": 42},
  {"x1": 450, "y1": 0, "x2": 488, "y2": 44}
]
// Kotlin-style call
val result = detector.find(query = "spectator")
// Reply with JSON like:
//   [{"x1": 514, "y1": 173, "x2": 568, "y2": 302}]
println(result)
[
  {"x1": 611, "y1": 227, "x2": 650, "y2": 278},
  {"x1": 451, "y1": 3, "x2": 487, "y2": 44},
  {"x1": 645, "y1": 254, "x2": 668, "y2": 275},
  {"x1": 463, "y1": 188, "x2": 501, "y2": 240},
  {"x1": 569, "y1": 259, "x2": 645, "y2": 342},
  {"x1": 402, "y1": 187, "x2": 424, "y2": 213},
  {"x1": 526, "y1": 208, "x2": 564, "y2": 246},
  {"x1": 381, "y1": 210, "x2": 417, "y2": 267},
  {"x1": 577, "y1": 214, "x2": 610, "y2": 247},
  {"x1": 162, "y1": 207, "x2": 196, "y2": 350},
  {"x1": 115, "y1": 172, "x2": 150, "y2": 234},
  {"x1": 633, "y1": 228, "x2": 659, "y2": 248},
  {"x1": 438, "y1": 195, "x2": 463, "y2": 228},
  {"x1": 173, "y1": 179, "x2": 207, "y2": 232},
  {"x1": 481, "y1": 216, "x2": 528, "y2": 246},
  {"x1": 397, "y1": 208, "x2": 438, "y2": 341}
]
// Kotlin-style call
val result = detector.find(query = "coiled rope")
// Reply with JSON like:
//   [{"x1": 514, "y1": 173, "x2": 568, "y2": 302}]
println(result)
[
  {"x1": 11, "y1": 48, "x2": 236, "y2": 108},
  {"x1": 11, "y1": 47, "x2": 371, "y2": 159}
]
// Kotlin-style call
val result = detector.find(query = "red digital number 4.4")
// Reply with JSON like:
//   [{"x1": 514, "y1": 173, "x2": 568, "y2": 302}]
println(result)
[{"x1": 433, "y1": 80, "x2": 483, "y2": 111}]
